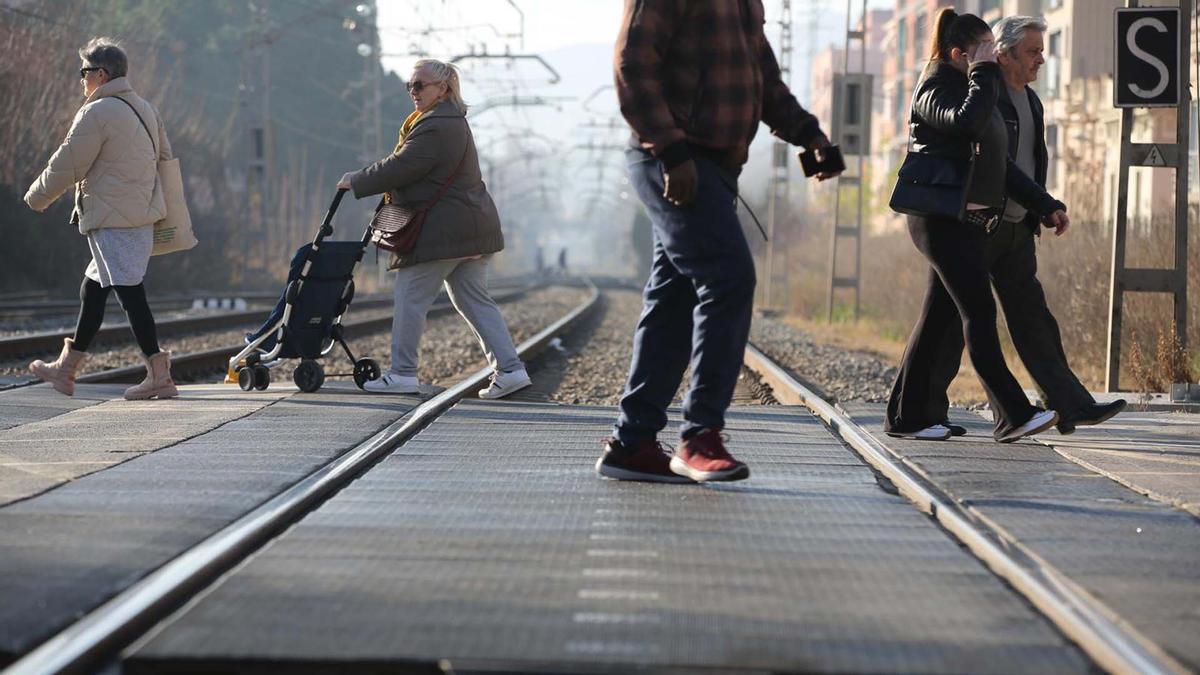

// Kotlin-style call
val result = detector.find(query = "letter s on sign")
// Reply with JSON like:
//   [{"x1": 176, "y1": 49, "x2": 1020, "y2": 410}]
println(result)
[{"x1": 1127, "y1": 17, "x2": 1170, "y2": 99}]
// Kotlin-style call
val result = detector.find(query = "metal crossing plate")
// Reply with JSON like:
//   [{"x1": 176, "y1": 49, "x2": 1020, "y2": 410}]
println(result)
[
  {"x1": 0, "y1": 383, "x2": 417, "y2": 663},
  {"x1": 128, "y1": 401, "x2": 1088, "y2": 674},
  {"x1": 840, "y1": 401, "x2": 1200, "y2": 671}
]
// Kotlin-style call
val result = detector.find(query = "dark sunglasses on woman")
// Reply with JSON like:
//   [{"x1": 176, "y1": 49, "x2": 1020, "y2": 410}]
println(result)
[
  {"x1": 406, "y1": 79, "x2": 436, "y2": 94},
  {"x1": 79, "y1": 66, "x2": 105, "y2": 78}
]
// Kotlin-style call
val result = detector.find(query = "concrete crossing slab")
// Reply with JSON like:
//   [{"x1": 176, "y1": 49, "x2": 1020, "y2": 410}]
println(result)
[
  {"x1": 128, "y1": 401, "x2": 1088, "y2": 674},
  {"x1": 1033, "y1": 409, "x2": 1200, "y2": 517},
  {"x1": 841, "y1": 402, "x2": 1200, "y2": 671},
  {"x1": 0, "y1": 382, "x2": 418, "y2": 665},
  {"x1": 0, "y1": 382, "x2": 126, "y2": 431},
  {"x1": 0, "y1": 384, "x2": 293, "y2": 505}
]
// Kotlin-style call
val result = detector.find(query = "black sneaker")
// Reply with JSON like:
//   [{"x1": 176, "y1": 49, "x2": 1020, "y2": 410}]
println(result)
[
  {"x1": 1057, "y1": 399, "x2": 1126, "y2": 435},
  {"x1": 941, "y1": 421, "x2": 968, "y2": 437},
  {"x1": 596, "y1": 438, "x2": 694, "y2": 484}
]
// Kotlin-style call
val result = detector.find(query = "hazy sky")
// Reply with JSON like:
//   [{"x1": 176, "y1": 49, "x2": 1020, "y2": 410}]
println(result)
[
  {"x1": 374, "y1": 0, "x2": 896, "y2": 229},
  {"x1": 378, "y1": 0, "x2": 895, "y2": 84}
]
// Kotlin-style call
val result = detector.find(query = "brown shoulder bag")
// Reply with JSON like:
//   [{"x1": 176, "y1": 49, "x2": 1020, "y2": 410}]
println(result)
[{"x1": 369, "y1": 145, "x2": 469, "y2": 255}]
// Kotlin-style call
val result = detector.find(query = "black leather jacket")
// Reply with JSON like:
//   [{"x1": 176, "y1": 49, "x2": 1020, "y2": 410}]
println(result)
[{"x1": 910, "y1": 61, "x2": 1063, "y2": 220}]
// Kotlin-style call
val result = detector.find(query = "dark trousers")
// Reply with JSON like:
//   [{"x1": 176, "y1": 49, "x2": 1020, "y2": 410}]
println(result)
[
  {"x1": 886, "y1": 214, "x2": 1037, "y2": 439},
  {"x1": 922, "y1": 219, "x2": 1094, "y2": 418},
  {"x1": 614, "y1": 149, "x2": 756, "y2": 445},
  {"x1": 73, "y1": 278, "x2": 160, "y2": 356}
]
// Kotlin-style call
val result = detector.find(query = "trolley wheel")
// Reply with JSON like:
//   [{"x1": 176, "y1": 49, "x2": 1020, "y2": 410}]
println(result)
[
  {"x1": 237, "y1": 367, "x2": 255, "y2": 392},
  {"x1": 253, "y1": 364, "x2": 271, "y2": 391},
  {"x1": 293, "y1": 360, "x2": 325, "y2": 393},
  {"x1": 353, "y1": 358, "x2": 381, "y2": 389}
]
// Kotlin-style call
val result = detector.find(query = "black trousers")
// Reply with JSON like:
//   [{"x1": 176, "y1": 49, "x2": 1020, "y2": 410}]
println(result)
[
  {"x1": 922, "y1": 218, "x2": 1094, "y2": 418},
  {"x1": 72, "y1": 277, "x2": 161, "y2": 356},
  {"x1": 886, "y1": 214, "x2": 1037, "y2": 439}
]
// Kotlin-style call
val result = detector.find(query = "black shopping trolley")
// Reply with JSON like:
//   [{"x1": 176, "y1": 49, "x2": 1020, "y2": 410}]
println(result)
[{"x1": 228, "y1": 188, "x2": 382, "y2": 393}]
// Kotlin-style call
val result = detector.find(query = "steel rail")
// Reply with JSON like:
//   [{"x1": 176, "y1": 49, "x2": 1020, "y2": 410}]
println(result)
[
  {"x1": 0, "y1": 297, "x2": 387, "y2": 359},
  {"x1": 10, "y1": 287, "x2": 532, "y2": 387},
  {"x1": 2, "y1": 283, "x2": 600, "y2": 675},
  {"x1": 742, "y1": 342, "x2": 1189, "y2": 675}
]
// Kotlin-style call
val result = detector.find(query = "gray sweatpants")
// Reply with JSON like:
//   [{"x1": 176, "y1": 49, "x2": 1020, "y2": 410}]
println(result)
[{"x1": 388, "y1": 255, "x2": 523, "y2": 378}]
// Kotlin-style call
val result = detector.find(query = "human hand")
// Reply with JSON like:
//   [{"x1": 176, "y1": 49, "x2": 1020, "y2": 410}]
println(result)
[
  {"x1": 970, "y1": 38, "x2": 997, "y2": 64},
  {"x1": 337, "y1": 172, "x2": 356, "y2": 190},
  {"x1": 807, "y1": 133, "x2": 842, "y2": 181},
  {"x1": 663, "y1": 159, "x2": 698, "y2": 206},
  {"x1": 1044, "y1": 209, "x2": 1070, "y2": 236}
]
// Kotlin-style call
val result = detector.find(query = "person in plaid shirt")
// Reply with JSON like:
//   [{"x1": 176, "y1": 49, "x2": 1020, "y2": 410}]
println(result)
[{"x1": 596, "y1": 0, "x2": 840, "y2": 484}]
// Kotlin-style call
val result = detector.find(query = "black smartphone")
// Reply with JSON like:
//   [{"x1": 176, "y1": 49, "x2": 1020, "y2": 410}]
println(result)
[{"x1": 798, "y1": 145, "x2": 846, "y2": 177}]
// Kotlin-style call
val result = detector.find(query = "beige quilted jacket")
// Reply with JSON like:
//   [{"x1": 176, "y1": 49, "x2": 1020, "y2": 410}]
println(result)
[{"x1": 25, "y1": 78, "x2": 171, "y2": 235}]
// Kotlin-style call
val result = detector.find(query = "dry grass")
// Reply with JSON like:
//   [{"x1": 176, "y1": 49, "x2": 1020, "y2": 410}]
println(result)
[{"x1": 769, "y1": 210, "x2": 1198, "y2": 396}]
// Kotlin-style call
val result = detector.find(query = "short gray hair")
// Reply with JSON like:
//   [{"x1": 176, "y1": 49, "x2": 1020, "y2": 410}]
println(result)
[
  {"x1": 993, "y1": 16, "x2": 1047, "y2": 55},
  {"x1": 79, "y1": 37, "x2": 128, "y2": 78}
]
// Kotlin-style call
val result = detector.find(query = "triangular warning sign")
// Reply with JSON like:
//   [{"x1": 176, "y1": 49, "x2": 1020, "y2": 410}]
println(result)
[{"x1": 1144, "y1": 145, "x2": 1166, "y2": 167}]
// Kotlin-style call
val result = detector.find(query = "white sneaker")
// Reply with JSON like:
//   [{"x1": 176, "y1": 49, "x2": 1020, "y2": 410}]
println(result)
[
  {"x1": 478, "y1": 368, "x2": 532, "y2": 399},
  {"x1": 364, "y1": 372, "x2": 425, "y2": 394},
  {"x1": 886, "y1": 424, "x2": 952, "y2": 441},
  {"x1": 997, "y1": 409, "x2": 1059, "y2": 443}
]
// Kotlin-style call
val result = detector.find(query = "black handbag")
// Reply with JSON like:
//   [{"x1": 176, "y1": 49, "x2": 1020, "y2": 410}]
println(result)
[
  {"x1": 888, "y1": 148, "x2": 976, "y2": 222},
  {"x1": 369, "y1": 137, "x2": 469, "y2": 255}
]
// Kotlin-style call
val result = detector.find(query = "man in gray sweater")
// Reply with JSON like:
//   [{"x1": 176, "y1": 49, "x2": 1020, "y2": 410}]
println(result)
[{"x1": 928, "y1": 15, "x2": 1125, "y2": 435}]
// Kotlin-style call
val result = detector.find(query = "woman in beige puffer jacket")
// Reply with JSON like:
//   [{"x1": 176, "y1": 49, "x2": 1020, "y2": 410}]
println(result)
[{"x1": 23, "y1": 38, "x2": 177, "y2": 400}]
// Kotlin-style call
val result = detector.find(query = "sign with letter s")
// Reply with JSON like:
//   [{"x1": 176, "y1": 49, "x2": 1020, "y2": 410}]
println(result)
[{"x1": 1114, "y1": 7, "x2": 1181, "y2": 108}]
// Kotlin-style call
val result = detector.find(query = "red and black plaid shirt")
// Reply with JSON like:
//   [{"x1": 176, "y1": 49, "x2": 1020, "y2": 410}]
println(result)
[{"x1": 615, "y1": 0, "x2": 824, "y2": 170}]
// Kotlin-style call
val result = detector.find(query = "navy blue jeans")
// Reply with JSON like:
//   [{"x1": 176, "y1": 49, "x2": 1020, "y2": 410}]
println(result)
[{"x1": 614, "y1": 148, "x2": 756, "y2": 445}]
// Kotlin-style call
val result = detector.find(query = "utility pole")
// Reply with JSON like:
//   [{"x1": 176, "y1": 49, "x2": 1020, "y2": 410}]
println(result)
[
  {"x1": 357, "y1": 1, "x2": 382, "y2": 165},
  {"x1": 763, "y1": 0, "x2": 793, "y2": 310},
  {"x1": 826, "y1": 0, "x2": 868, "y2": 322},
  {"x1": 245, "y1": 0, "x2": 272, "y2": 279}
]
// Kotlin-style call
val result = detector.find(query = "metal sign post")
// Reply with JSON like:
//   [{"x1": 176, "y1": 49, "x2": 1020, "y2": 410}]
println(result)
[{"x1": 1106, "y1": 0, "x2": 1191, "y2": 391}]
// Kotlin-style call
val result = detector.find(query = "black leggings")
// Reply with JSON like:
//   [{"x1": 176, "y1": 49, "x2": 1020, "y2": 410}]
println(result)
[{"x1": 72, "y1": 278, "x2": 161, "y2": 356}]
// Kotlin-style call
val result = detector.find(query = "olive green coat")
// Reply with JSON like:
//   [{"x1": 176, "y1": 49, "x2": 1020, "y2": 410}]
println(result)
[{"x1": 351, "y1": 101, "x2": 503, "y2": 268}]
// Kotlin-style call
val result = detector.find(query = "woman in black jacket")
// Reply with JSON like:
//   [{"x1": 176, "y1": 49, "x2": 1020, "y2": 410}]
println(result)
[{"x1": 886, "y1": 9, "x2": 1063, "y2": 443}]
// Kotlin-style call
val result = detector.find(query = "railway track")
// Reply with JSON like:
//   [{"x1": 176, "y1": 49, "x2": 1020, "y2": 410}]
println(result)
[
  {"x1": 0, "y1": 288, "x2": 1187, "y2": 675},
  {"x1": 0, "y1": 292, "x2": 284, "y2": 322},
  {"x1": 2, "y1": 284, "x2": 600, "y2": 675},
  {"x1": 3, "y1": 286, "x2": 532, "y2": 386},
  {"x1": 741, "y1": 343, "x2": 1185, "y2": 675}
]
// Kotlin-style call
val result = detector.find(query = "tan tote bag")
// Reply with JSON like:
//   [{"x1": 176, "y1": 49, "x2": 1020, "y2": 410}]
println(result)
[{"x1": 114, "y1": 96, "x2": 197, "y2": 256}]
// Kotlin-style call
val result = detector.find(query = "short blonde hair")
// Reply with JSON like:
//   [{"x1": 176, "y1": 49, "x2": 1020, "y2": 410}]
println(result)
[{"x1": 414, "y1": 59, "x2": 468, "y2": 114}]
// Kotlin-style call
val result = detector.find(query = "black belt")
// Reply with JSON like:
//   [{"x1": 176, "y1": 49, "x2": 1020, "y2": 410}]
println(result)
[{"x1": 963, "y1": 207, "x2": 1003, "y2": 235}]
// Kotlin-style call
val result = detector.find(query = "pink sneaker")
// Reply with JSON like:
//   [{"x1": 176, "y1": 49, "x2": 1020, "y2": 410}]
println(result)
[
  {"x1": 669, "y1": 429, "x2": 750, "y2": 482},
  {"x1": 595, "y1": 438, "x2": 694, "y2": 484}
]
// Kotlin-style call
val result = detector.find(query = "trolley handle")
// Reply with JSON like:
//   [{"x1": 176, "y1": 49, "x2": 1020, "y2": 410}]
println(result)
[{"x1": 317, "y1": 188, "x2": 349, "y2": 239}]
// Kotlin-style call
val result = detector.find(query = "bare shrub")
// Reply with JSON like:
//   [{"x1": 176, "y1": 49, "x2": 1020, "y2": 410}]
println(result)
[{"x1": 1156, "y1": 328, "x2": 1195, "y2": 385}]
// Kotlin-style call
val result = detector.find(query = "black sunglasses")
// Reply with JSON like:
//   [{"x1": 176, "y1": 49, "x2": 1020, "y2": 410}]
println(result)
[
  {"x1": 406, "y1": 79, "x2": 440, "y2": 94},
  {"x1": 79, "y1": 66, "x2": 106, "y2": 78}
]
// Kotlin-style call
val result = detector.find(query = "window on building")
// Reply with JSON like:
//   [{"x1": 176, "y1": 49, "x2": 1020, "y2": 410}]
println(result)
[
  {"x1": 1044, "y1": 0, "x2": 1064, "y2": 10},
  {"x1": 897, "y1": 19, "x2": 908, "y2": 67},
  {"x1": 912, "y1": 10, "x2": 926, "y2": 64},
  {"x1": 1046, "y1": 30, "x2": 1063, "y2": 97},
  {"x1": 1049, "y1": 30, "x2": 1062, "y2": 57},
  {"x1": 1046, "y1": 124, "x2": 1058, "y2": 188},
  {"x1": 979, "y1": 0, "x2": 1001, "y2": 14}
]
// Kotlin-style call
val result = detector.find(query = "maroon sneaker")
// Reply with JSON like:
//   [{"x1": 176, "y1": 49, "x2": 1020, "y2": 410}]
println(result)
[
  {"x1": 669, "y1": 429, "x2": 750, "y2": 482},
  {"x1": 596, "y1": 438, "x2": 695, "y2": 483}
]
